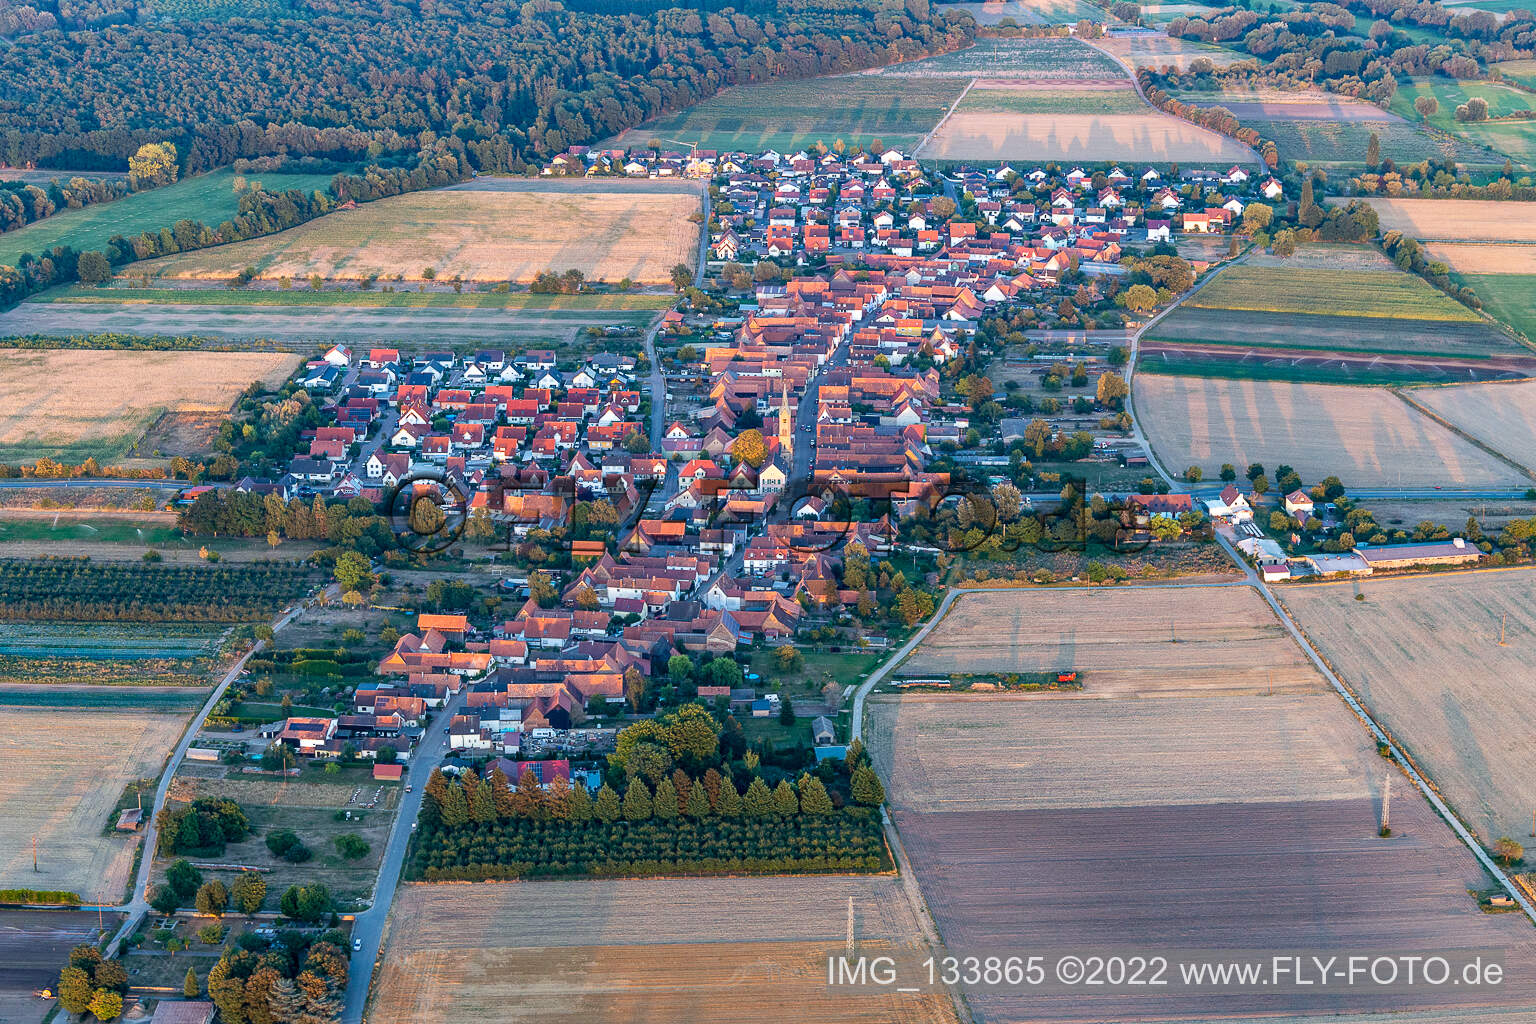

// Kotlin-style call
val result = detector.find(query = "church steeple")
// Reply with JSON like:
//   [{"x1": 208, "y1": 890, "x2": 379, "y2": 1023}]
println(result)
[{"x1": 778, "y1": 381, "x2": 793, "y2": 453}]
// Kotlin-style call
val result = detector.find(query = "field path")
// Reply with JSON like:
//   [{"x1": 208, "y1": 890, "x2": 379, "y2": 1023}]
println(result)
[
  {"x1": 913, "y1": 77, "x2": 976, "y2": 160},
  {"x1": 103, "y1": 586, "x2": 332, "y2": 956}
]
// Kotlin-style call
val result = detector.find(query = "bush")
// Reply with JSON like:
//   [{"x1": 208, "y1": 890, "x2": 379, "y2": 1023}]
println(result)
[
  {"x1": 335, "y1": 833, "x2": 370, "y2": 860},
  {"x1": 264, "y1": 827, "x2": 314, "y2": 862}
]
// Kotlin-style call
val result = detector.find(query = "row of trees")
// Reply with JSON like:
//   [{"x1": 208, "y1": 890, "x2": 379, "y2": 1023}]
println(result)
[
  {"x1": 0, "y1": 558, "x2": 315, "y2": 621},
  {"x1": 412, "y1": 811, "x2": 889, "y2": 881}
]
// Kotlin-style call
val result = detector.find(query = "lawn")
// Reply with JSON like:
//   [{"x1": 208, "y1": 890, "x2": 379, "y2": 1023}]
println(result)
[
  {"x1": 1461, "y1": 273, "x2": 1536, "y2": 339},
  {"x1": 1186, "y1": 265, "x2": 1483, "y2": 321},
  {"x1": 0, "y1": 515, "x2": 186, "y2": 546},
  {"x1": 44, "y1": 284, "x2": 675, "y2": 310},
  {"x1": 0, "y1": 169, "x2": 334, "y2": 268},
  {"x1": 1494, "y1": 59, "x2": 1536, "y2": 89},
  {"x1": 612, "y1": 75, "x2": 966, "y2": 152},
  {"x1": 1388, "y1": 76, "x2": 1536, "y2": 129}
]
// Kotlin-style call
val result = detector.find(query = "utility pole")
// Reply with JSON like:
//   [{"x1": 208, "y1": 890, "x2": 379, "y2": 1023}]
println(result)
[
  {"x1": 1499, "y1": 613, "x2": 1508, "y2": 647},
  {"x1": 33, "y1": 834, "x2": 38, "y2": 872},
  {"x1": 846, "y1": 895, "x2": 855, "y2": 955},
  {"x1": 1380, "y1": 774, "x2": 1392, "y2": 837}
]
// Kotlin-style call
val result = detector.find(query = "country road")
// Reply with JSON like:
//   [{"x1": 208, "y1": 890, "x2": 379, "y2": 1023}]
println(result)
[
  {"x1": 103, "y1": 589, "x2": 329, "y2": 956},
  {"x1": 342, "y1": 689, "x2": 468, "y2": 1024}
]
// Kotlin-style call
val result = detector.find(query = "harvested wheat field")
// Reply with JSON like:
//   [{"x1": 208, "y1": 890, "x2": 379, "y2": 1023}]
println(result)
[
  {"x1": 1408, "y1": 380, "x2": 1536, "y2": 470},
  {"x1": 0, "y1": 708, "x2": 185, "y2": 894},
  {"x1": 1136, "y1": 375, "x2": 1525, "y2": 487},
  {"x1": 0, "y1": 349, "x2": 299, "y2": 463},
  {"x1": 918, "y1": 109, "x2": 1254, "y2": 162},
  {"x1": 136, "y1": 187, "x2": 702, "y2": 284},
  {"x1": 1282, "y1": 570, "x2": 1536, "y2": 845},
  {"x1": 867, "y1": 689, "x2": 1536, "y2": 1022},
  {"x1": 1359, "y1": 198, "x2": 1536, "y2": 242},
  {"x1": 899, "y1": 585, "x2": 1325, "y2": 696},
  {"x1": 369, "y1": 877, "x2": 956, "y2": 1024},
  {"x1": 866, "y1": 693, "x2": 1374, "y2": 813},
  {"x1": 1092, "y1": 33, "x2": 1249, "y2": 69},
  {"x1": 1424, "y1": 242, "x2": 1536, "y2": 275}
]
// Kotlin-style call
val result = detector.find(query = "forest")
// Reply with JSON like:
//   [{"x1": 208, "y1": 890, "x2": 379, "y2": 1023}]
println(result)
[{"x1": 0, "y1": 0, "x2": 968, "y2": 173}]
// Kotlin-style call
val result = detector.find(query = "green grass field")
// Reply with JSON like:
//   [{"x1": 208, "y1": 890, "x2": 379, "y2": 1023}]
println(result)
[
  {"x1": 1255, "y1": 118, "x2": 1481, "y2": 166},
  {"x1": 1389, "y1": 77, "x2": 1536, "y2": 126},
  {"x1": 0, "y1": 686, "x2": 205, "y2": 711},
  {"x1": 612, "y1": 75, "x2": 966, "y2": 151},
  {"x1": 957, "y1": 86, "x2": 1146, "y2": 115},
  {"x1": 1461, "y1": 273, "x2": 1536, "y2": 339},
  {"x1": 1136, "y1": 356, "x2": 1460, "y2": 387},
  {"x1": 0, "y1": 169, "x2": 335, "y2": 269},
  {"x1": 1188, "y1": 266, "x2": 1483, "y2": 321},
  {"x1": 43, "y1": 285, "x2": 674, "y2": 311},
  {"x1": 1494, "y1": 60, "x2": 1536, "y2": 89},
  {"x1": 1146, "y1": 306, "x2": 1513, "y2": 358},
  {"x1": 0, "y1": 517, "x2": 186, "y2": 546},
  {"x1": 877, "y1": 37, "x2": 1124, "y2": 77},
  {"x1": 1388, "y1": 78, "x2": 1536, "y2": 167}
]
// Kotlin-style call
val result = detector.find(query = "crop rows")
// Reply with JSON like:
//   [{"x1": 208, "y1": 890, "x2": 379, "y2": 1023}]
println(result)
[
  {"x1": 1187, "y1": 266, "x2": 1482, "y2": 321},
  {"x1": 0, "y1": 558, "x2": 315, "y2": 621},
  {"x1": 881, "y1": 37, "x2": 1123, "y2": 77}
]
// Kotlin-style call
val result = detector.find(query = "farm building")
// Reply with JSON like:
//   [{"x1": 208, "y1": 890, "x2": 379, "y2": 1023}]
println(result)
[
  {"x1": 373, "y1": 763, "x2": 404, "y2": 781},
  {"x1": 1355, "y1": 539, "x2": 1481, "y2": 570},
  {"x1": 1303, "y1": 552, "x2": 1372, "y2": 575}
]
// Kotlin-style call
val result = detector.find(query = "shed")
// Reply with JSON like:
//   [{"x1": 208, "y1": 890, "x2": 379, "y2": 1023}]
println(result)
[
  {"x1": 811, "y1": 716, "x2": 836, "y2": 746},
  {"x1": 373, "y1": 763, "x2": 404, "y2": 781}
]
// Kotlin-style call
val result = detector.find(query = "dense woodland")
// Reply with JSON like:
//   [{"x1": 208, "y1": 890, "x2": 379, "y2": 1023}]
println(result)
[{"x1": 0, "y1": 0, "x2": 967, "y2": 172}]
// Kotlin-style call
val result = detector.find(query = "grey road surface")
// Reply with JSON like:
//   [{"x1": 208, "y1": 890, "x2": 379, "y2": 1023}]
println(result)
[{"x1": 342, "y1": 689, "x2": 468, "y2": 1024}]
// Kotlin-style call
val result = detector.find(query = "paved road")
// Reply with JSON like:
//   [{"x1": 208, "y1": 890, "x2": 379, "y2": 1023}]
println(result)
[
  {"x1": 341, "y1": 689, "x2": 469, "y2": 1024},
  {"x1": 103, "y1": 593, "x2": 324, "y2": 955},
  {"x1": 644, "y1": 321, "x2": 667, "y2": 449}
]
